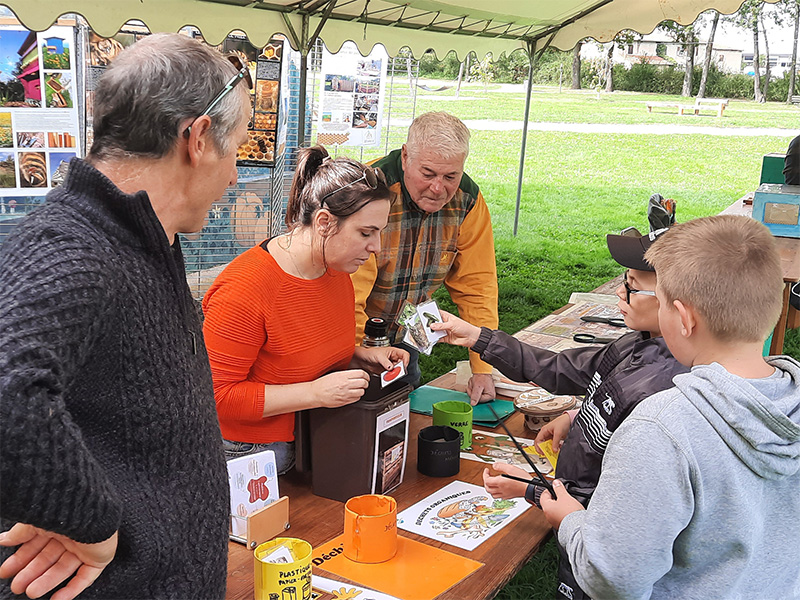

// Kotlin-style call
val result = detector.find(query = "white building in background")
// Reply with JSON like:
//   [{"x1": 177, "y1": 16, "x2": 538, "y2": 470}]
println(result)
[
  {"x1": 581, "y1": 34, "x2": 743, "y2": 73},
  {"x1": 742, "y1": 52, "x2": 795, "y2": 77},
  {"x1": 580, "y1": 9, "x2": 799, "y2": 79}
]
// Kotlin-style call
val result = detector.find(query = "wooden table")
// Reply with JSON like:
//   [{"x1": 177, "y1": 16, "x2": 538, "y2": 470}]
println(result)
[
  {"x1": 721, "y1": 194, "x2": 800, "y2": 353},
  {"x1": 225, "y1": 372, "x2": 552, "y2": 600}
]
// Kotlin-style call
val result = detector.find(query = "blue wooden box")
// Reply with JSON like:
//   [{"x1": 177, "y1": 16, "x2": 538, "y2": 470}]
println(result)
[{"x1": 752, "y1": 184, "x2": 800, "y2": 238}]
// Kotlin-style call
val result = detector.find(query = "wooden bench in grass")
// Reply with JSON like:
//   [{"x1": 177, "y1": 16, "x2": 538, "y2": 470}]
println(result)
[
  {"x1": 692, "y1": 97, "x2": 729, "y2": 117},
  {"x1": 645, "y1": 101, "x2": 697, "y2": 115},
  {"x1": 645, "y1": 97, "x2": 728, "y2": 117}
]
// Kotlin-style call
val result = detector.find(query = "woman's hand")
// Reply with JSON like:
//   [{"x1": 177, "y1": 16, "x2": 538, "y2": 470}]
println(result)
[
  {"x1": 312, "y1": 369, "x2": 370, "y2": 407},
  {"x1": 350, "y1": 346, "x2": 409, "y2": 374},
  {"x1": 482, "y1": 463, "x2": 531, "y2": 500},
  {"x1": 0, "y1": 523, "x2": 118, "y2": 600},
  {"x1": 429, "y1": 311, "x2": 481, "y2": 349},
  {"x1": 534, "y1": 412, "x2": 572, "y2": 455}
]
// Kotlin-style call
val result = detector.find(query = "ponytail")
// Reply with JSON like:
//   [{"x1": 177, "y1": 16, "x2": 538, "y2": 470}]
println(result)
[{"x1": 286, "y1": 145, "x2": 329, "y2": 227}]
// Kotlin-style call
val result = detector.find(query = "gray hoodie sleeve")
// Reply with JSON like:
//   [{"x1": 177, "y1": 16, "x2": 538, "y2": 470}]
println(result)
[
  {"x1": 472, "y1": 327, "x2": 607, "y2": 395},
  {"x1": 557, "y1": 397, "x2": 695, "y2": 600}
]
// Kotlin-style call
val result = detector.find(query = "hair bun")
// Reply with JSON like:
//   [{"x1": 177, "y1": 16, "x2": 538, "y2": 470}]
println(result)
[{"x1": 304, "y1": 145, "x2": 330, "y2": 178}]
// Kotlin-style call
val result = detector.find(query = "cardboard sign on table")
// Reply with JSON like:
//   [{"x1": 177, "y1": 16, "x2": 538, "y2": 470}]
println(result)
[
  {"x1": 226, "y1": 450, "x2": 280, "y2": 539},
  {"x1": 397, "y1": 481, "x2": 531, "y2": 551}
]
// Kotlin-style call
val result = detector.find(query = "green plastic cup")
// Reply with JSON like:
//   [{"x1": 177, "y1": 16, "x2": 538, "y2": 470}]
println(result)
[{"x1": 432, "y1": 400, "x2": 473, "y2": 451}]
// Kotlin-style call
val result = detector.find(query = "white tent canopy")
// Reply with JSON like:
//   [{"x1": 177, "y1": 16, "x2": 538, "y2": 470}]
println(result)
[
  {"x1": 4, "y1": 0, "x2": 773, "y2": 58},
  {"x1": 2, "y1": 0, "x2": 773, "y2": 233}
]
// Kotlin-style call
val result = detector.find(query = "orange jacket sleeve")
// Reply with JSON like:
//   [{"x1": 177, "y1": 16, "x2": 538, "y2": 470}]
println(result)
[{"x1": 444, "y1": 190, "x2": 499, "y2": 375}]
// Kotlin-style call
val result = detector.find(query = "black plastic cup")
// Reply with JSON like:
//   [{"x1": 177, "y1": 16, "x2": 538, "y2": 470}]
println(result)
[{"x1": 417, "y1": 425, "x2": 461, "y2": 477}]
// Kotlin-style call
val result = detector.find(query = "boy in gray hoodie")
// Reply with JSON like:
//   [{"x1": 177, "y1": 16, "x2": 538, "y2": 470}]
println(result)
[{"x1": 541, "y1": 215, "x2": 800, "y2": 599}]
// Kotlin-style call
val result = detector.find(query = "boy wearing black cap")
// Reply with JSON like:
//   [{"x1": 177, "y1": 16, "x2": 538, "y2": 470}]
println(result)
[
  {"x1": 541, "y1": 216, "x2": 800, "y2": 599},
  {"x1": 432, "y1": 228, "x2": 687, "y2": 600}
]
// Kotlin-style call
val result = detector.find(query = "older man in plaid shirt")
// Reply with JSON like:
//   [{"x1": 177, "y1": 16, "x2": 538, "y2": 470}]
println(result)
[{"x1": 352, "y1": 112, "x2": 498, "y2": 404}]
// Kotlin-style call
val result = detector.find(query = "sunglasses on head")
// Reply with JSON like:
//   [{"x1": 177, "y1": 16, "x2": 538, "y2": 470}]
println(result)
[
  {"x1": 320, "y1": 167, "x2": 380, "y2": 207},
  {"x1": 185, "y1": 54, "x2": 253, "y2": 136}
]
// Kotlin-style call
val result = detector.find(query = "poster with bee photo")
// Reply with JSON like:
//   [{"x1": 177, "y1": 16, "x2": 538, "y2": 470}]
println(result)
[
  {"x1": 231, "y1": 36, "x2": 285, "y2": 167},
  {"x1": 316, "y1": 41, "x2": 387, "y2": 148}
]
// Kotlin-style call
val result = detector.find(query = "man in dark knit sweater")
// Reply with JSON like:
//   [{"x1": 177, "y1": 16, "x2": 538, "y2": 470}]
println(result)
[
  {"x1": 0, "y1": 34, "x2": 250, "y2": 599},
  {"x1": 785, "y1": 134, "x2": 799, "y2": 185}
]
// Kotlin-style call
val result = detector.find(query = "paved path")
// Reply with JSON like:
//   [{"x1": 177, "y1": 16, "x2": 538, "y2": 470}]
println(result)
[
  {"x1": 412, "y1": 81, "x2": 795, "y2": 137},
  {"x1": 467, "y1": 120, "x2": 795, "y2": 137},
  {"x1": 391, "y1": 117, "x2": 794, "y2": 137}
]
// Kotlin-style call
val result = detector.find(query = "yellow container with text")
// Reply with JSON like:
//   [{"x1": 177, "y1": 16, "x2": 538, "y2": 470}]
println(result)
[{"x1": 254, "y1": 537, "x2": 312, "y2": 600}]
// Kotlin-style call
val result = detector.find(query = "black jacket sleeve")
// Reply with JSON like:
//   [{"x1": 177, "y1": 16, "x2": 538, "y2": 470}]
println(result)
[
  {"x1": 785, "y1": 134, "x2": 800, "y2": 186},
  {"x1": 0, "y1": 227, "x2": 122, "y2": 543},
  {"x1": 472, "y1": 327, "x2": 608, "y2": 396}
]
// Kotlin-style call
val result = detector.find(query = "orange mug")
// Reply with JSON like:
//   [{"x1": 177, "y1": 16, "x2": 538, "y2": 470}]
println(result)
[{"x1": 343, "y1": 494, "x2": 398, "y2": 563}]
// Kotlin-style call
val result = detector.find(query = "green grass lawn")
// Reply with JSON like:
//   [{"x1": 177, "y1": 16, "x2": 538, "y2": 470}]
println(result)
[
  {"x1": 418, "y1": 126, "x2": 796, "y2": 384},
  {"x1": 413, "y1": 84, "x2": 800, "y2": 129},
  {"x1": 370, "y1": 83, "x2": 800, "y2": 598}
]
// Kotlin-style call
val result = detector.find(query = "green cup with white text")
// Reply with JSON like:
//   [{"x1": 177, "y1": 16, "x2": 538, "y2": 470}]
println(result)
[{"x1": 432, "y1": 400, "x2": 473, "y2": 451}]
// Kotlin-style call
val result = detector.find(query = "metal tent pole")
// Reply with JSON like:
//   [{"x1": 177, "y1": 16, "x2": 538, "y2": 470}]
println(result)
[
  {"x1": 513, "y1": 35, "x2": 556, "y2": 236},
  {"x1": 297, "y1": 14, "x2": 309, "y2": 147},
  {"x1": 513, "y1": 41, "x2": 535, "y2": 237},
  {"x1": 287, "y1": 0, "x2": 338, "y2": 148}
]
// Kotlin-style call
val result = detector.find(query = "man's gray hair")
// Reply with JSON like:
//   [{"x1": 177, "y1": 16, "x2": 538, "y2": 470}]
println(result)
[
  {"x1": 89, "y1": 33, "x2": 250, "y2": 160},
  {"x1": 405, "y1": 112, "x2": 470, "y2": 161}
]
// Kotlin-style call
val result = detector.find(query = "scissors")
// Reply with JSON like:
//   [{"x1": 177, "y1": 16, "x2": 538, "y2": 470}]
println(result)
[
  {"x1": 573, "y1": 333, "x2": 616, "y2": 344},
  {"x1": 580, "y1": 315, "x2": 626, "y2": 328}
]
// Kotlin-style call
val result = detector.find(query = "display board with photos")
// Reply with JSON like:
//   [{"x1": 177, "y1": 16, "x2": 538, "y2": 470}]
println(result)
[
  {"x1": 85, "y1": 30, "x2": 288, "y2": 168},
  {"x1": 317, "y1": 41, "x2": 388, "y2": 148},
  {"x1": 221, "y1": 34, "x2": 287, "y2": 167},
  {"x1": 0, "y1": 23, "x2": 80, "y2": 197}
]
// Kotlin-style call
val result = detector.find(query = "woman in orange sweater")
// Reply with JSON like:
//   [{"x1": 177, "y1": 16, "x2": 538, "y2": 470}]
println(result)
[{"x1": 202, "y1": 146, "x2": 408, "y2": 474}]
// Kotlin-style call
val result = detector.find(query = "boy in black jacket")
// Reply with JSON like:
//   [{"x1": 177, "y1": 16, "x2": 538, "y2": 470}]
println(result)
[{"x1": 432, "y1": 228, "x2": 687, "y2": 600}]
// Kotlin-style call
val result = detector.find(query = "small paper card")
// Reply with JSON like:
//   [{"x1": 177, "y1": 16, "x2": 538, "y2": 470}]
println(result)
[
  {"x1": 399, "y1": 299, "x2": 446, "y2": 355},
  {"x1": 380, "y1": 360, "x2": 406, "y2": 387},
  {"x1": 227, "y1": 450, "x2": 279, "y2": 538},
  {"x1": 260, "y1": 542, "x2": 294, "y2": 564},
  {"x1": 417, "y1": 299, "x2": 446, "y2": 345},
  {"x1": 537, "y1": 439, "x2": 559, "y2": 471}
]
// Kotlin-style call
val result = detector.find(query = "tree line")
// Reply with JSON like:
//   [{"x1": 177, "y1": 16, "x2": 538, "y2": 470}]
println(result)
[{"x1": 416, "y1": 0, "x2": 800, "y2": 103}]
